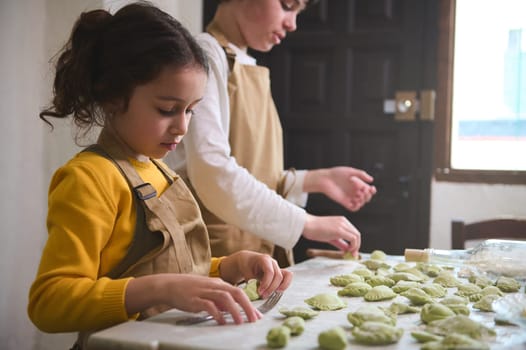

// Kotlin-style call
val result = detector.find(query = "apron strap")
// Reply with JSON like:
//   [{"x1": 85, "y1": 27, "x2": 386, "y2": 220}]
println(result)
[
  {"x1": 88, "y1": 140, "x2": 193, "y2": 272},
  {"x1": 207, "y1": 21, "x2": 237, "y2": 72},
  {"x1": 82, "y1": 145, "x2": 163, "y2": 279}
]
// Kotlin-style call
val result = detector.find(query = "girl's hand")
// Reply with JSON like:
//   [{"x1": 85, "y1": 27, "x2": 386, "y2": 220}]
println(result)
[
  {"x1": 125, "y1": 273, "x2": 262, "y2": 325},
  {"x1": 304, "y1": 167, "x2": 377, "y2": 212},
  {"x1": 219, "y1": 251, "x2": 293, "y2": 299}
]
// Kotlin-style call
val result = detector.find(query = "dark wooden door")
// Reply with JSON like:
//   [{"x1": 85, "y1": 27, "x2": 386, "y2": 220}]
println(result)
[{"x1": 203, "y1": 0, "x2": 437, "y2": 261}]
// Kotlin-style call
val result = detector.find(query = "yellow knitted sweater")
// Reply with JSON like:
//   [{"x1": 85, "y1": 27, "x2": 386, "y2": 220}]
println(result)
[{"x1": 28, "y1": 151, "x2": 222, "y2": 332}]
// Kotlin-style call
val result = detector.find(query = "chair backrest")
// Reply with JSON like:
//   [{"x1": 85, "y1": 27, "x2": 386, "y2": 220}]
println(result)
[{"x1": 451, "y1": 218, "x2": 526, "y2": 249}]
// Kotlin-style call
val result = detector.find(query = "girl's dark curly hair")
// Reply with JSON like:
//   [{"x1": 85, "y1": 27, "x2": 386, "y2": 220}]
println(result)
[{"x1": 41, "y1": 1, "x2": 208, "y2": 139}]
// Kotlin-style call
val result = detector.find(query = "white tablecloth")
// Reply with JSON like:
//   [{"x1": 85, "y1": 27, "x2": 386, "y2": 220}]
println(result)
[{"x1": 87, "y1": 257, "x2": 526, "y2": 350}]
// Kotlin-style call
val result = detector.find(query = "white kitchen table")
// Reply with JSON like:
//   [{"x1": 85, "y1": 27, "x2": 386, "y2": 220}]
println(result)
[{"x1": 86, "y1": 256, "x2": 526, "y2": 350}]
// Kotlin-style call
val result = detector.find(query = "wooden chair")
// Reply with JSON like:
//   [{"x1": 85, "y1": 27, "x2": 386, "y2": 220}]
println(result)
[{"x1": 451, "y1": 218, "x2": 526, "y2": 249}]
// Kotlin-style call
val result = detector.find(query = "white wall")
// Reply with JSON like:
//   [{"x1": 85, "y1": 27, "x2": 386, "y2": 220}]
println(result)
[
  {"x1": 429, "y1": 181, "x2": 526, "y2": 249},
  {"x1": 1, "y1": 1, "x2": 47, "y2": 349},
  {"x1": 0, "y1": 1, "x2": 524, "y2": 349},
  {"x1": 0, "y1": 1, "x2": 202, "y2": 349}
]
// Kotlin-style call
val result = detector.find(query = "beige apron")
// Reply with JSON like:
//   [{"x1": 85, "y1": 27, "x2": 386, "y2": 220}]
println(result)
[
  {"x1": 74, "y1": 140, "x2": 211, "y2": 349},
  {"x1": 195, "y1": 22, "x2": 294, "y2": 267}
]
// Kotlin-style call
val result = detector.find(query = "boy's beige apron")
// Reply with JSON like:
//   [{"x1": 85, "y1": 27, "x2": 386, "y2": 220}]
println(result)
[
  {"x1": 74, "y1": 139, "x2": 211, "y2": 349},
  {"x1": 195, "y1": 22, "x2": 294, "y2": 267}
]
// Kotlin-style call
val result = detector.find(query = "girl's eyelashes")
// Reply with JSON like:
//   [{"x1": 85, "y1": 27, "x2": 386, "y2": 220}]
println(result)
[
  {"x1": 158, "y1": 108, "x2": 178, "y2": 116},
  {"x1": 158, "y1": 107, "x2": 195, "y2": 117},
  {"x1": 280, "y1": 0, "x2": 303, "y2": 12}
]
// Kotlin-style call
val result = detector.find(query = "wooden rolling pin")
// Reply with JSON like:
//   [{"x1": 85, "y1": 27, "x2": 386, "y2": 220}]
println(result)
[
  {"x1": 306, "y1": 248, "x2": 344, "y2": 259},
  {"x1": 306, "y1": 248, "x2": 361, "y2": 260}
]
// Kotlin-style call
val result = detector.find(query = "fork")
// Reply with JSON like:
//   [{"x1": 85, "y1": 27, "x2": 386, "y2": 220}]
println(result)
[{"x1": 175, "y1": 290, "x2": 283, "y2": 326}]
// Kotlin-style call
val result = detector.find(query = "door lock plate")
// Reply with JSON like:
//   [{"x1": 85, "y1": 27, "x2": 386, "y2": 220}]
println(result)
[
  {"x1": 383, "y1": 90, "x2": 436, "y2": 122},
  {"x1": 394, "y1": 91, "x2": 417, "y2": 121}
]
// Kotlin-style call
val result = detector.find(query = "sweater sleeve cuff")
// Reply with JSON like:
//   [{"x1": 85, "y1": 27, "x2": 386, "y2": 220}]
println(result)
[
  {"x1": 102, "y1": 277, "x2": 138, "y2": 324},
  {"x1": 209, "y1": 257, "x2": 227, "y2": 278}
]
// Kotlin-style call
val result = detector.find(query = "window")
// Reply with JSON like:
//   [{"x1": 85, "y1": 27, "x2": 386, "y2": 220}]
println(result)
[{"x1": 435, "y1": 0, "x2": 526, "y2": 184}]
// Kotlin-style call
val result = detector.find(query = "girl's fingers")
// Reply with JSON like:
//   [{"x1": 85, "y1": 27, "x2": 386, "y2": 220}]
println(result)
[
  {"x1": 267, "y1": 260, "x2": 285, "y2": 295},
  {"x1": 195, "y1": 297, "x2": 226, "y2": 324},
  {"x1": 254, "y1": 257, "x2": 276, "y2": 296},
  {"x1": 198, "y1": 285, "x2": 256, "y2": 324},
  {"x1": 229, "y1": 287, "x2": 259, "y2": 323},
  {"x1": 279, "y1": 269, "x2": 293, "y2": 290},
  {"x1": 252, "y1": 257, "x2": 292, "y2": 300}
]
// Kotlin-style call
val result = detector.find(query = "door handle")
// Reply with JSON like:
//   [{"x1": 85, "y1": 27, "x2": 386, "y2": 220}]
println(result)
[{"x1": 383, "y1": 90, "x2": 435, "y2": 122}]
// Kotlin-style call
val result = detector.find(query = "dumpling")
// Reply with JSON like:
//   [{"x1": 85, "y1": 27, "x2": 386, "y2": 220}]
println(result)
[
  {"x1": 410, "y1": 330, "x2": 444, "y2": 343},
  {"x1": 318, "y1": 326, "x2": 348, "y2": 350},
  {"x1": 366, "y1": 276, "x2": 395, "y2": 288},
  {"x1": 420, "y1": 303, "x2": 456, "y2": 324},
  {"x1": 305, "y1": 293, "x2": 347, "y2": 311},
  {"x1": 433, "y1": 272, "x2": 461, "y2": 287},
  {"x1": 346, "y1": 305, "x2": 396, "y2": 327},
  {"x1": 361, "y1": 259, "x2": 391, "y2": 271},
  {"x1": 266, "y1": 326, "x2": 290, "y2": 348},
  {"x1": 370, "y1": 250, "x2": 387, "y2": 260},
  {"x1": 468, "y1": 274, "x2": 494, "y2": 288},
  {"x1": 472, "y1": 294, "x2": 500, "y2": 312},
  {"x1": 425, "y1": 315, "x2": 496, "y2": 340},
  {"x1": 440, "y1": 295, "x2": 469, "y2": 305},
  {"x1": 385, "y1": 301, "x2": 420, "y2": 315},
  {"x1": 241, "y1": 278, "x2": 260, "y2": 301},
  {"x1": 416, "y1": 263, "x2": 443, "y2": 277},
  {"x1": 421, "y1": 333, "x2": 489, "y2": 350},
  {"x1": 442, "y1": 302, "x2": 470, "y2": 316},
  {"x1": 401, "y1": 287, "x2": 433, "y2": 305},
  {"x1": 278, "y1": 306, "x2": 319, "y2": 319},
  {"x1": 439, "y1": 296, "x2": 470, "y2": 315},
  {"x1": 388, "y1": 272, "x2": 424, "y2": 282},
  {"x1": 353, "y1": 268, "x2": 375, "y2": 278},
  {"x1": 392, "y1": 262, "x2": 414, "y2": 272},
  {"x1": 282, "y1": 316, "x2": 305, "y2": 336},
  {"x1": 351, "y1": 321, "x2": 404, "y2": 345},
  {"x1": 496, "y1": 276, "x2": 521, "y2": 292},
  {"x1": 392, "y1": 280, "x2": 421, "y2": 294},
  {"x1": 329, "y1": 274, "x2": 364, "y2": 287},
  {"x1": 455, "y1": 283, "x2": 482, "y2": 298},
  {"x1": 338, "y1": 282, "x2": 372, "y2": 297},
  {"x1": 481, "y1": 286, "x2": 504, "y2": 297},
  {"x1": 422, "y1": 283, "x2": 447, "y2": 298},
  {"x1": 364, "y1": 285, "x2": 397, "y2": 302}
]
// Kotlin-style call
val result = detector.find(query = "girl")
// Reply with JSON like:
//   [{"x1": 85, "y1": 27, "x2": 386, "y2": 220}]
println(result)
[
  {"x1": 28, "y1": 1, "x2": 291, "y2": 340},
  {"x1": 165, "y1": 0, "x2": 377, "y2": 267}
]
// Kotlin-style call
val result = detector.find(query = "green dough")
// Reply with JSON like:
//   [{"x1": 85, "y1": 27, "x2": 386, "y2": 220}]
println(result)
[
  {"x1": 242, "y1": 279, "x2": 260, "y2": 301},
  {"x1": 266, "y1": 326, "x2": 290, "y2": 348},
  {"x1": 282, "y1": 316, "x2": 305, "y2": 336},
  {"x1": 318, "y1": 326, "x2": 348, "y2": 350},
  {"x1": 351, "y1": 321, "x2": 404, "y2": 345},
  {"x1": 304, "y1": 293, "x2": 347, "y2": 311}
]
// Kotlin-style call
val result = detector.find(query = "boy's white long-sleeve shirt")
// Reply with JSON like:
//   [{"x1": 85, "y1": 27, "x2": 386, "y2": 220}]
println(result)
[{"x1": 164, "y1": 33, "x2": 307, "y2": 250}]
